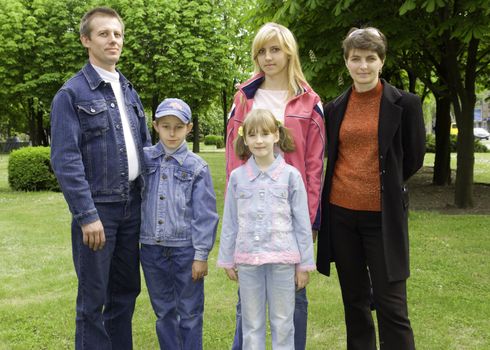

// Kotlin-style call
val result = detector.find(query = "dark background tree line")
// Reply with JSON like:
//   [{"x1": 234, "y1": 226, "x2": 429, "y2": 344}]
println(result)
[{"x1": 0, "y1": 0, "x2": 488, "y2": 208}]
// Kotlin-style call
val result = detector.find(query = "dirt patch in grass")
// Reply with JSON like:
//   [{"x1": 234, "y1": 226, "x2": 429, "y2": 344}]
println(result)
[{"x1": 408, "y1": 166, "x2": 490, "y2": 214}]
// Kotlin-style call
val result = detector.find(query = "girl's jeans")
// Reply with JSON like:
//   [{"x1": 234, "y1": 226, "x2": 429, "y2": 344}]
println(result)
[
  {"x1": 232, "y1": 288, "x2": 308, "y2": 350},
  {"x1": 237, "y1": 264, "x2": 296, "y2": 350}
]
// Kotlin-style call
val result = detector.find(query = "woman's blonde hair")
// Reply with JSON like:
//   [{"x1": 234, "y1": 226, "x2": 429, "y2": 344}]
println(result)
[
  {"x1": 234, "y1": 109, "x2": 296, "y2": 160},
  {"x1": 251, "y1": 22, "x2": 307, "y2": 98}
]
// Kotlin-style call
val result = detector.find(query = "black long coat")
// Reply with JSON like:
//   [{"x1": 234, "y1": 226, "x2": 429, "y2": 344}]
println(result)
[{"x1": 316, "y1": 80, "x2": 426, "y2": 282}]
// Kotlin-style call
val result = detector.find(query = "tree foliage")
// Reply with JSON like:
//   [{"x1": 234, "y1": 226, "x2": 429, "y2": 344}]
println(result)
[
  {"x1": 251, "y1": 0, "x2": 490, "y2": 208},
  {"x1": 0, "y1": 0, "x2": 250, "y2": 151}
]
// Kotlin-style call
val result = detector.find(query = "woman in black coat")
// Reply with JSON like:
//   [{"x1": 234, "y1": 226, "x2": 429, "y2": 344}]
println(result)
[{"x1": 317, "y1": 27, "x2": 425, "y2": 350}]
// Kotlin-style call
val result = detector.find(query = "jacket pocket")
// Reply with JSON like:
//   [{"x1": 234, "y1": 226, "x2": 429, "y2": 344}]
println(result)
[
  {"x1": 269, "y1": 186, "x2": 292, "y2": 229},
  {"x1": 77, "y1": 100, "x2": 109, "y2": 136}
]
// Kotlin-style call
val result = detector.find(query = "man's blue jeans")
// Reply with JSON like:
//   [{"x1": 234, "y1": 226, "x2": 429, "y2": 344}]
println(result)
[
  {"x1": 232, "y1": 286, "x2": 308, "y2": 350},
  {"x1": 140, "y1": 245, "x2": 204, "y2": 350},
  {"x1": 71, "y1": 186, "x2": 141, "y2": 350}
]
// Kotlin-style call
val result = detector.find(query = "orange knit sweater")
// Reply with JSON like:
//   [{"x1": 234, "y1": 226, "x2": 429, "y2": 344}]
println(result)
[{"x1": 329, "y1": 81, "x2": 383, "y2": 211}]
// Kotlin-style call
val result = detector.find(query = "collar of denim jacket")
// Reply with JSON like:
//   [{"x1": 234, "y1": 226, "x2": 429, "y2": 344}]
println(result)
[
  {"x1": 150, "y1": 141, "x2": 188, "y2": 166},
  {"x1": 244, "y1": 154, "x2": 286, "y2": 182},
  {"x1": 82, "y1": 62, "x2": 131, "y2": 91}
]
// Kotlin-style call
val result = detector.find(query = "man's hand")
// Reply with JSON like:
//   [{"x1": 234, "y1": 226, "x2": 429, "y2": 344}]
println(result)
[
  {"x1": 81, "y1": 220, "x2": 105, "y2": 251},
  {"x1": 295, "y1": 271, "x2": 310, "y2": 291},
  {"x1": 192, "y1": 260, "x2": 208, "y2": 281},
  {"x1": 225, "y1": 268, "x2": 238, "y2": 282}
]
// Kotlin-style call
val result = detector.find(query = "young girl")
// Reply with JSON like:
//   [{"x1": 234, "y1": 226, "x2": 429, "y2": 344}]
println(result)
[
  {"x1": 225, "y1": 22, "x2": 324, "y2": 350},
  {"x1": 219, "y1": 109, "x2": 315, "y2": 350}
]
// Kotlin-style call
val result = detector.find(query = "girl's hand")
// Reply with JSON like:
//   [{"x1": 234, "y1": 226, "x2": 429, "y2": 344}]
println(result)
[
  {"x1": 192, "y1": 260, "x2": 208, "y2": 281},
  {"x1": 225, "y1": 268, "x2": 238, "y2": 282},
  {"x1": 295, "y1": 271, "x2": 309, "y2": 290}
]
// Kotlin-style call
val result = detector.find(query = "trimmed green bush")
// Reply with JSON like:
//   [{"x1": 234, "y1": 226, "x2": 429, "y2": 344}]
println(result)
[
  {"x1": 215, "y1": 138, "x2": 225, "y2": 149},
  {"x1": 8, "y1": 147, "x2": 60, "y2": 191},
  {"x1": 425, "y1": 134, "x2": 488, "y2": 153},
  {"x1": 204, "y1": 134, "x2": 224, "y2": 146}
]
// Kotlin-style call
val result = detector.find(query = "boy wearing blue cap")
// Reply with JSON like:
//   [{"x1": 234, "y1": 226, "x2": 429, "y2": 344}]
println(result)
[{"x1": 140, "y1": 98, "x2": 219, "y2": 349}]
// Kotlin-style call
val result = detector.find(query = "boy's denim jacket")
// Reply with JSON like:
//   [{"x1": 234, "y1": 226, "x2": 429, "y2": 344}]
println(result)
[
  {"x1": 140, "y1": 142, "x2": 219, "y2": 261},
  {"x1": 218, "y1": 155, "x2": 315, "y2": 271},
  {"x1": 50, "y1": 63, "x2": 151, "y2": 226}
]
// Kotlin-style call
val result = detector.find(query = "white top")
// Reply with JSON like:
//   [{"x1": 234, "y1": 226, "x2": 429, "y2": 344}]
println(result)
[
  {"x1": 92, "y1": 64, "x2": 140, "y2": 181},
  {"x1": 252, "y1": 88, "x2": 288, "y2": 122}
]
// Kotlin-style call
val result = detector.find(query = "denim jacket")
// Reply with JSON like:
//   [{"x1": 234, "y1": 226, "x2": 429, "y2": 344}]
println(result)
[
  {"x1": 140, "y1": 142, "x2": 219, "y2": 261},
  {"x1": 50, "y1": 63, "x2": 151, "y2": 226},
  {"x1": 218, "y1": 155, "x2": 315, "y2": 271}
]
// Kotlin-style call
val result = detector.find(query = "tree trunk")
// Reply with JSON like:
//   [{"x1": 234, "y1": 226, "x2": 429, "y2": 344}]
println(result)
[
  {"x1": 27, "y1": 98, "x2": 39, "y2": 146},
  {"x1": 454, "y1": 100, "x2": 475, "y2": 207},
  {"x1": 151, "y1": 94, "x2": 159, "y2": 144},
  {"x1": 451, "y1": 38, "x2": 478, "y2": 208},
  {"x1": 36, "y1": 108, "x2": 48, "y2": 146},
  {"x1": 433, "y1": 95, "x2": 452, "y2": 185},
  {"x1": 454, "y1": 119, "x2": 474, "y2": 207},
  {"x1": 222, "y1": 89, "x2": 227, "y2": 142},
  {"x1": 193, "y1": 113, "x2": 200, "y2": 153}
]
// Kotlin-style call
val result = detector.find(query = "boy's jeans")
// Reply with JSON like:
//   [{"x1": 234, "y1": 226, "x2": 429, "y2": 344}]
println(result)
[
  {"x1": 141, "y1": 245, "x2": 204, "y2": 350},
  {"x1": 237, "y1": 264, "x2": 296, "y2": 350},
  {"x1": 232, "y1": 287, "x2": 308, "y2": 350},
  {"x1": 71, "y1": 186, "x2": 141, "y2": 350}
]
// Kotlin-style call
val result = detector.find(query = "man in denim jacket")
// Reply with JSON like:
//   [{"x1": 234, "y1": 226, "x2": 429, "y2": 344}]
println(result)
[
  {"x1": 140, "y1": 98, "x2": 219, "y2": 349},
  {"x1": 50, "y1": 7, "x2": 150, "y2": 349}
]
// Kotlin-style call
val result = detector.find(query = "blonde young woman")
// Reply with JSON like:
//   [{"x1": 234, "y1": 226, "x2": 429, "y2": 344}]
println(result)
[{"x1": 225, "y1": 22, "x2": 325, "y2": 350}]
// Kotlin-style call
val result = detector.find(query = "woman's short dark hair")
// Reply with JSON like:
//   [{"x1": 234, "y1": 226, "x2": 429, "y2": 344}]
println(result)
[{"x1": 342, "y1": 27, "x2": 387, "y2": 61}]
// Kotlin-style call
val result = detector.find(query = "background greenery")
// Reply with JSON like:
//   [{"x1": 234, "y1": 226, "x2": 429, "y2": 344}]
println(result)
[{"x1": 1, "y1": 152, "x2": 489, "y2": 349}]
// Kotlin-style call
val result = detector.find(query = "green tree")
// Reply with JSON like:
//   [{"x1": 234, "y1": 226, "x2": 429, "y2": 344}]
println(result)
[
  {"x1": 0, "y1": 0, "x2": 89, "y2": 145},
  {"x1": 250, "y1": 0, "x2": 490, "y2": 208},
  {"x1": 116, "y1": 0, "x2": 235, "y2": 152}
]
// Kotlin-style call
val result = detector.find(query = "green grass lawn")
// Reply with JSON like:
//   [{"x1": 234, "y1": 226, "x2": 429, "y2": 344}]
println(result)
[{"x1": 1, "y1": 152, "x2": 489, "y2": 349}]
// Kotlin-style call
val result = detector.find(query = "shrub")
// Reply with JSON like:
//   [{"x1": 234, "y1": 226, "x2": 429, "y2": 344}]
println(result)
[
  {"x1": 204, "y1": 135, "x2": 224, "y2": 146},
  {"x1": 8, "y1": 147, "x2": 59, "y2": 191},
  {"x1": 425, "y1": 134, "x2": 487, "y2": 153},
  {"x1": 215, "y1": 138, "x2": 225, "y2": 149}
]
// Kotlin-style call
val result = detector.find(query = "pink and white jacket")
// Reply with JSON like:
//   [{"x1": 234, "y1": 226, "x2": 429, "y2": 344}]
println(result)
[
  {"x1": 218, "y1": 155, "x2": 315, "y2": 271},
  {"x1": 226, "y1": 73, "x2": 325, "y2": 228}
]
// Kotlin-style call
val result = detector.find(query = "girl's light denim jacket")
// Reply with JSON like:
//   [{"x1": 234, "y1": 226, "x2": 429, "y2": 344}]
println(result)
[
  {"x1": 140, "y1": 142, "x2": 219, "y2": 261},
  {"x1": 218, "y1": 155, "x2": 315, "y2": 271}
]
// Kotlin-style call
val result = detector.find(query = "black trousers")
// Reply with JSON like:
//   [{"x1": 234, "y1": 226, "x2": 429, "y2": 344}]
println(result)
[{"x1": 329, "y1": 204, "x2": 415, "y2": 350}]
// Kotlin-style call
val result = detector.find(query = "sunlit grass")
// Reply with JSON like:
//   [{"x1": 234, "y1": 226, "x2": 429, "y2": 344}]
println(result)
[{"x1": 1, "y1": 153, "x2": 489, "y2": 349}]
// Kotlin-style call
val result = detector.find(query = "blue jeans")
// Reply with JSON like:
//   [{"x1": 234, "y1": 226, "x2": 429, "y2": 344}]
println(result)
[
  {"x1": 237, "y1": 264, "x2": 296, "y2": 350},
  {"x1": 140, "y1": 245, "x2": 204, "y2": 350},
  {"x1": 232, "y1": 286, "x2": 308, "y2": 350},
  {"x1": 71, "y1": 186, "x2": 141, "y2": 350}
]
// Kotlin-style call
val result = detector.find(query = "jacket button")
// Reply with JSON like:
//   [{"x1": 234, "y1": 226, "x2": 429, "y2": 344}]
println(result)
[
  {"x1": 111, "y1": 103, "x2": 115, "y2": 108},
  {"x1": 160, "y1": 195, "x2": 165, "y2": 200},
  {"x1": 161, "y1": 174, "x2": 167, "y2": 179},
  {"x1": 158, "y1": 220, "x2": 164, "y2": 224}
]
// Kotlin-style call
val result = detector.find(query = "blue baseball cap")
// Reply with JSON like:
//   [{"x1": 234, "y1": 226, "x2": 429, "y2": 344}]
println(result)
[{"x1": 155, "y1": 98, "x2": 192, "y2": 124}]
